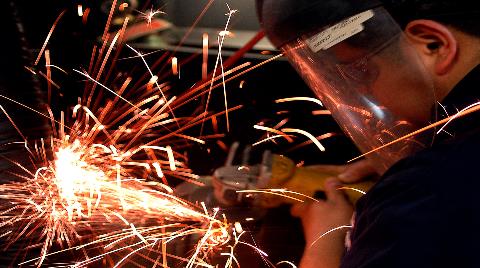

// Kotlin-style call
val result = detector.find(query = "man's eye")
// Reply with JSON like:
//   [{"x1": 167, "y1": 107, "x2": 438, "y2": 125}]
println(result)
[
  {"x1": 336, "y1": 58, "x2": 378, "y2": 85},
  {"x1": 344, "y1": 59, "x2": 369, "y2": 81}
]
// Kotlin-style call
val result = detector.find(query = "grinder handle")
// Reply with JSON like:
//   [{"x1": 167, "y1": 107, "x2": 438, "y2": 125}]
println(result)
[{"x1": 259, "y1": 155, "x2": 374, "y2": 207}]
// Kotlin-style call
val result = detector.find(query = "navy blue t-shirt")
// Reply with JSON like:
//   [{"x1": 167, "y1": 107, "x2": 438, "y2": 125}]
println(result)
[{"x1": 341, "y1": 65, "x2": 480, "y2": 267}]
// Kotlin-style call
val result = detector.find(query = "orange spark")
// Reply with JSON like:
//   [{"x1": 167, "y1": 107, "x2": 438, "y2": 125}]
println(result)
[
  {"x1": 174, "y1": 134, "x2": 206, "y2": 144},
  {"x1": 219, "y1": 30, "x2": 234, "y2": 37},
  {"x1": 275, "y1": 97, "x2": 323, "y2": 107},
  {"x1": 200, "y1": 4, "x2": 237, "y2": 135},
  {"x1": 234, "y1": 222, "x2": 243, "y2": 233},
  {"x1": 287, "y1": 132, "x2": 337, "y2": 152},
  {"x1": 77, "y1": 4, "x2": 83, "y2": 16},
  {"x1": 216, "y1": 140, "x2": 228, "y2": 152},
  {"x1": 338, "y1": 187, "x2": 367, "y2": 195},
  {"x1": 277, "y1": 261, "x2": 298, "y2": 267},
  {"x1": 237, "y1": 189, "x2": 319, "y2": 203},
  {"x1": 310, "y1": 225, "x2": 352, "y2": 247},
  {"x1": 147, "y1": 75, "x2": 158, "y2": 91},
  {"x1": 312, "y1": 110, "x2": 332, "y2": 115},
  {"x1": 119, "y1": 3, "x2": 129, "y2": 11},
  {"x1": 101, "y1": 0, "x2": 117, "y2": 42},
  {"x1": 171, "y1": 57, "x2": 178, "y2": 76},
  {"x1": 202, "y1": 33, "x2": 209, "y2": 80},
  {"x1": 0, "y1": 95, "x2": 72, "y2": 131},
  {"x1": 254, "y1": 125, "x2": 294, "y2": 143},
  {"x1": 252, "y1": 135, "x2": 294, "y2": 147},
  {"x1": 35, "y1": 10, "x2": 66, "y2": 66},
  {"x1": 24, "y1": 66, "x2": 36, "y2": 75},
  {"x1": 282, "y1": 128, "x2": 326, "y2": 152},
  {"x1": 45, "y1": 49, "x2": 52, "y2": 103},
  {"x1": 45, "y1": 64, "x2": 68, "y2": 74},
  {"x1": 82, "y1": 8, "x2": 90, "y2": 24}
]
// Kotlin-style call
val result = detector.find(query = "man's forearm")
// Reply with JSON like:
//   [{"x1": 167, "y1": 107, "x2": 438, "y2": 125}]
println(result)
[{"x1": 299, "y1": 233, "x2": 346, "y2": 268}]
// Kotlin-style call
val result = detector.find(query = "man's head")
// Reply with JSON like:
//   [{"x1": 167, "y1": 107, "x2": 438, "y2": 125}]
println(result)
[
  {"x1": 381, "y1": 0, "x2": 480, "y2": 100},
  {"x1": 257, "y1": 0, "x2": 480, "y2": 172},
  {"x1": 381, "y1": 0, "x2": 480, "y2": 36}
]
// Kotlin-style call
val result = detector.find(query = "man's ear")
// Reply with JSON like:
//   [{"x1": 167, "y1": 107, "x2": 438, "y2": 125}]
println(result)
[{"x1": 404, "y1": 20, "x2": 458, "y2": 75}]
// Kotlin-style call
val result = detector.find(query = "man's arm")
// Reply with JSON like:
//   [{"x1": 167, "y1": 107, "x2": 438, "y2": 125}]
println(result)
[{"x1": 291, "y1": 179, "x2": 353, "y2": 268}]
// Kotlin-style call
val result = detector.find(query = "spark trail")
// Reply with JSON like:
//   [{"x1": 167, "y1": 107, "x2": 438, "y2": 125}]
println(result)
[{"x1": 0, "y1": 2, "x2": 295, "y2": 267}]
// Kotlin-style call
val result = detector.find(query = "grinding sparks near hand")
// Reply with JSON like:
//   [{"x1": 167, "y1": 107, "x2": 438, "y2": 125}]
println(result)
[
  {"x1": 0, "y1": 4, "x2": 237, "y2": 267},
  {"x1": 0, "y1": 94, "x2": 232, "y2": 266},
  {"x1": 0, "y1": 2, "x2": 302, "y2": 267}
]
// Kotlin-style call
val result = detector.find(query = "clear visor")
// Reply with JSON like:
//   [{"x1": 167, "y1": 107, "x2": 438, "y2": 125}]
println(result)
[{"x1": 282, "y1": 7, "x2": 437, "y2": 173}]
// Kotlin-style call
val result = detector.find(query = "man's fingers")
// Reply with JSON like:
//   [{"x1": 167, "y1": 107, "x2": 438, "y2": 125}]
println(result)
[
  {"x1": 304, "y1": 164, "x2": 345, "y2": 174},
  {"x1": 291, "y1": 203, "x2": 309, "y2": 218},
  {"x1": 338, "y1": 159, "x2": 377, "y2": 183},
  {"x1": 292, "y1": 179, "x2": 345, "y2": 218},
  {"x1": 324, "y1": 178, "x2": 346, "y2": 203}
]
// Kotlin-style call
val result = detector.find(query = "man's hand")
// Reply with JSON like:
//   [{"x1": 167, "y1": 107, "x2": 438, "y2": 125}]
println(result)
[
  {"x1": 291, "y1": 178, "x2": 354, "y2": 268},
  {"x1": 305, "y1": 159, "x2": 378, "y2": 183}
]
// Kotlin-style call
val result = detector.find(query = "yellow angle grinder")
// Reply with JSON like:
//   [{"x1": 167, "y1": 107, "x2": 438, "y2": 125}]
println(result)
[{"x1": 212, "y1": 143, "x2": 373, "y2": 208}]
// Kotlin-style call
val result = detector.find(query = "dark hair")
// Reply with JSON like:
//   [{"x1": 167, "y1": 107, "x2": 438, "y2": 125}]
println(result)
[{"x1": 381, "y1": 0, "x2": 480, "y2": 37}]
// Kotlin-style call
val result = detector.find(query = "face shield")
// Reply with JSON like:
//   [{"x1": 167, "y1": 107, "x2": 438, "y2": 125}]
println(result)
[{"x1": 280, "y1": 7, "x2": 437, "y2": 173}]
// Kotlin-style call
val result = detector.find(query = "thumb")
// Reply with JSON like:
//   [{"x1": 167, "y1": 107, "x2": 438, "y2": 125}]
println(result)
[
  {"x1": 338, "y1": 160, "x2": 377, "y2": 183},
  {"x1": 324, "y1": 178, "x2": 345, "y2": 203},
  {"x1": 290, "y1": 203, "x2": 308, "y2": 218}
]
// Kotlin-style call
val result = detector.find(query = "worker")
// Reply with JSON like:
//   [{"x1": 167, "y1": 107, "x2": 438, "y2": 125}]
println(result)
[{"x1": 257, "y1": 0, "x2": 480, "y2": 267}]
